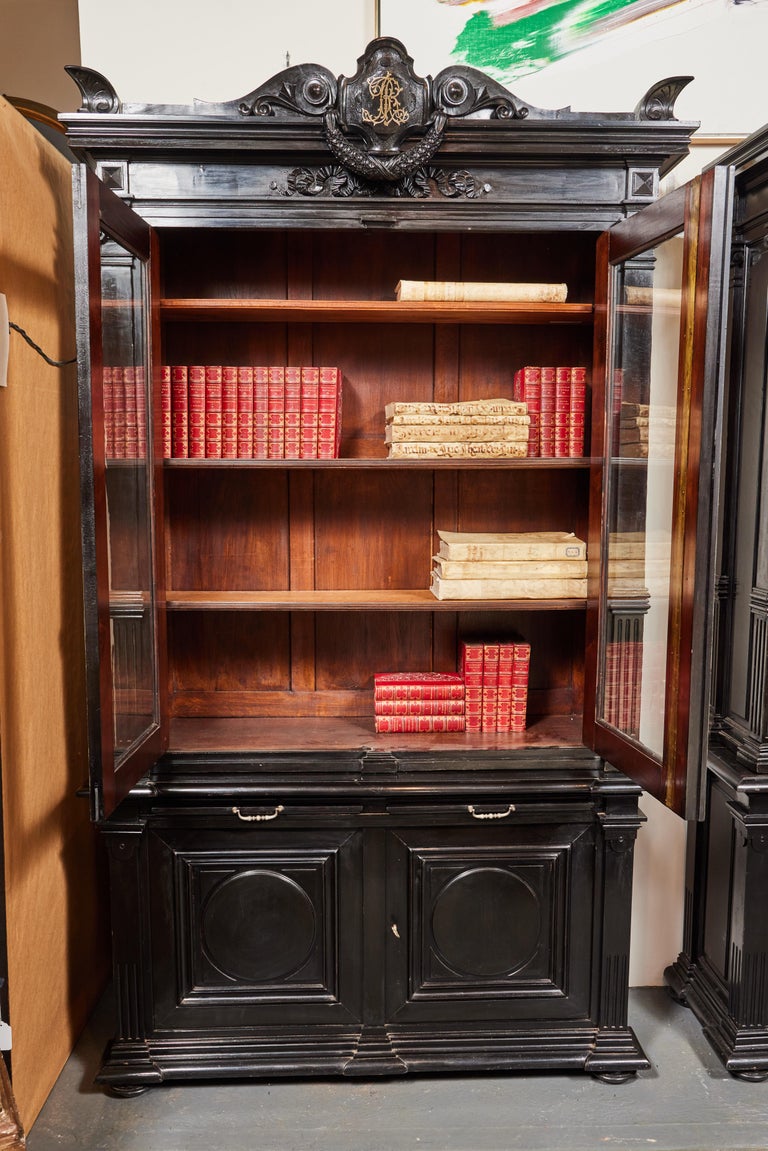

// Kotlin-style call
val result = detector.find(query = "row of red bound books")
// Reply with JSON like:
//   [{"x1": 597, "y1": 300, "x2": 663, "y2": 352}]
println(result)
[
  {"x1": 460, "y1": 640, "x2": 531, "y2": 733},
  {"x1": 603, "y1": 638, "x2": 642, "y2": 737},
  {"x1": 373, "y1": 673, "x2": 466, "y2": 732},
  {"x1": 512, "y1": 366, "x2": 587, "y2": 458},
  {"x1": 102, "y1": 366, "x2": 148, "y2": 459},
  {"x1": 165, "y1": 365, "x2": 342, "y2": 461}
]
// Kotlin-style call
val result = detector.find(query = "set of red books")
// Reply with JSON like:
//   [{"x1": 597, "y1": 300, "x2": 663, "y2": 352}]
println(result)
[
  {"x1": 103, "y1": 366, "x2": 148, "y2": 459},
  {"x1": 603, "y1": 635, "x2": 642, "y2": 738},
  {"x1": 163, "y1": 365, "x2": 342, "y2": 460},
  {"x1": 373, "y1": 672, "x2": 466, "y2": 732},
  {"x1": 460, "y1": 640, "x2": 531, "y2": 732},
  {"x1": 512, "y1": 366, "x2": 587, "y2": 458}
]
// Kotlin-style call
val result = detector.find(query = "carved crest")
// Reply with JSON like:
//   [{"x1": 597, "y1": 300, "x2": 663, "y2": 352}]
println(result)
[{"x1": 338, "y1": 39, "x2": 429, "y2": 154}]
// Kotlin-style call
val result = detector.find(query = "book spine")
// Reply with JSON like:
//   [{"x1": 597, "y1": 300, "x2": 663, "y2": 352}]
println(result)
[
  {"x1": 135, "y1": 366, "x2": 147, "y2": 459},
  {"x1": 267, "y1": 366, "x2": 285, "y2": 459},
  {"x1": 204, "y1": 365, "x2": 223, "y2": 459},
  {"x1": 389, "y1": 441, "x2": 528, "y2": 459},
  {"x1": 236, "y1": 366, "x2": 254, "y2": 459},
  {"x1": 554, "y1": 366, "x2": 571, "y2": 459},
  {"x1": 481, "y1": 642, "x2": 500, "y2": 733},
  {"x1": 374, "y1": 684, "x2": 466, "y2": 701},
  {"x1": 170, "y1": 365, "x2": 188, "y2": 459},
  {"x1": 188, "y1": 365, "x2": 206, "y2": 459},
  {"x1": 318, "y1": 366, "x2": 341, "y2": 459},
  {"x1": 123, "y1": 366, "x2": 138, "y2": 459},
  {"x1": 496, "y1": 642, "x2": 514, "y2": 733},
  {"x1": 374, "y1": 699, "x2": 466, "y2": 716},
  {"x1": 253, "y1": 367, "x2": 269, "y2": 459},
  {"x1": 539, "y1": 366, "x2": 555, "y2": 458},
  {"x1": 160, "y1": 365, "x2": 171, "y2": 459},
  {"x1": 300, "y1": 366, "x2": 320, "y2": 460},
  {"x1": 284, "y1": 366, "x2": 301, "y2": 459},
  {"x1": 374, "y1": 715, "x2": 466, "y2": 733},
  {"x1": 460, "y1": 641, "x2": 484, "y2": 733},
  {"x1": 396, "y1": 280, "x2": 568, "y2": 303},
  {"x1": 221, "y1": 366, "x2": 238, "y2": 459},
  {"x1": 385, "y1": 400, "x2": 527, "y2": 419},
  {"x1": 103, "y1": 366, "x2": 115, "y2": 458},
  {"x1": 522, "y1": 367, "x2": 541, "y2": 457},
  {"x1": 569, "y1": 367, "x2": 587, "y2": 458},
  {"x1": 510, "y1": 642, "x2": 531, "y2": 732}
]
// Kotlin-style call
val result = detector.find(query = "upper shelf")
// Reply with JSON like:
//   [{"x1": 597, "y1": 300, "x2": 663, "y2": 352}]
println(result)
[
  {"x1": 159, "y1": 299, "x2": 594, "y2": 325},
  {"x1": 166, "y1": 589, "x2": 588, "y2": 612}
]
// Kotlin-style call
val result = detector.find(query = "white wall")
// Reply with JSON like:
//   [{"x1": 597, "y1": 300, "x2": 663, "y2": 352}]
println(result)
[{"x1": 77, "y1": 1, "x2": 753, "y2": 987}]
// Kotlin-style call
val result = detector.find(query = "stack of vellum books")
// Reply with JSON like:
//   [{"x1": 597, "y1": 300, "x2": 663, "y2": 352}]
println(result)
[
  {"x1": 606, "y1": 531, "x2": 671, "y2": 598},
  {"x1": 431, "y1": 531, "x2": 588, "y2": 599},
  {"x1": 385, "y1": 398, "x2": 530, "y2": 459},
  {"x1": 619, "y1": 402, "x2": 676, "y2": 459}
]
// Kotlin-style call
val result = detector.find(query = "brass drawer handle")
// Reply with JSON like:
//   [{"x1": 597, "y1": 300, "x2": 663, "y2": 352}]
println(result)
[
  {"x1": 232, "y1": 805, "x2": 285, "y2": 822},
  {"x1": 467, "y1": 804, "x2": 515, "y2": 820}
]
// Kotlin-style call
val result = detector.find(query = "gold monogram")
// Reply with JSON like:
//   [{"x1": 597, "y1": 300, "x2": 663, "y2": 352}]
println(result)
[{"x1": 362, "y1": 71, "x2": 409, "y2": 128}]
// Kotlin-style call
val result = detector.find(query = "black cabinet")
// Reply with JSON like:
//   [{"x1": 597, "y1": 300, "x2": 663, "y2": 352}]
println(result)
[{"x1": 62, "y1": 38, "x2": 727, "y2": 1088}]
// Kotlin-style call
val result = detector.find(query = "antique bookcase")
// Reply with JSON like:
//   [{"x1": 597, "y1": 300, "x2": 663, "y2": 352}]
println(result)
[
  {"x1": 61, "y1": 39, "x2": 727, "y2": 1091},
  {"x1": 664, "y1": 125, "x2": 768, "y2": 1080}
]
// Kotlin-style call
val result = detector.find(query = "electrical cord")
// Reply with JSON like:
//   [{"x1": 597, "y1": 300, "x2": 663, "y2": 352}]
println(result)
[{"x1": 9, "y1": 321, "x2": 77, "y2": 367}]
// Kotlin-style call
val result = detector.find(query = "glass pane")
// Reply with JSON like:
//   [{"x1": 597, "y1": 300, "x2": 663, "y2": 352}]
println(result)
[
  {"x1": 100, "y1": 234, "x2": 157, "y2": 760},
  {"x1": 599, "y1": 235, "x2": 683, "y2": 756}
]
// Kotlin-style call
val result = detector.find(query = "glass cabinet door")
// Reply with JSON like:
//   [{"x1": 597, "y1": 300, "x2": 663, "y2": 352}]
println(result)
[
  {"x1": 76, "y1": 167, "x2": 166, "y2": 820},
  {"x1": 590, "y1": 168, "x2": 732, "y2": 817}
]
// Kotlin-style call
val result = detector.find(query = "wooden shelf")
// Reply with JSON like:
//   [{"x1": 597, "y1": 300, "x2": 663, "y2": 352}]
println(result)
[
  {"x1": 163, "y1": 456, "x2": 594, "y2": 470},
  {"x1": 166, "y1": 589, "x2": 588, "y2": 611},
  {"x1": 168, "y1": 713, "x2": 585, "y2": 754},
  {"x1": 159, "y1": 298, "x2": 594, "y2": 325}
]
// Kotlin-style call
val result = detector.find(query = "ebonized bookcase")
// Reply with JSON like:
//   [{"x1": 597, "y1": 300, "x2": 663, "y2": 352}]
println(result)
[{"x1": 61, "y1": 39, "x2": 731, "y2": 1091}]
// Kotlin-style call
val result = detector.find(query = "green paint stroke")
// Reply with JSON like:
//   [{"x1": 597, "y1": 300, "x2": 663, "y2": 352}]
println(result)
[{"x1": 454, "y1": 0, "x2": 672, "y2": 81}]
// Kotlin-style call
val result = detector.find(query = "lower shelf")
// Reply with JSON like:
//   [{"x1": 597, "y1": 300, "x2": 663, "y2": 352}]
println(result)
[{"x1": 167, "y1": 713, "x2": 585, "y2": 753}]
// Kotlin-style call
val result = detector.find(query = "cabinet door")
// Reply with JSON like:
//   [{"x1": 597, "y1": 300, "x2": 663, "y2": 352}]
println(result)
[
  {"x1": 587, "y1": 167, "x2": 733, "y2": 817},
  {"x1": 74, "y1": 166, "x2": 167, "y2": 820}
]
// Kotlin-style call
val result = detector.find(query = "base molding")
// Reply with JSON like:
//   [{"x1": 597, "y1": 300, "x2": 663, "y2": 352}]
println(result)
[
  {"x1": 96, "y1": 1023, "x2": 650, "y2": 1088},
  {"x1": 665, "y1": 954, "x2": 768, "y2": 1079}
]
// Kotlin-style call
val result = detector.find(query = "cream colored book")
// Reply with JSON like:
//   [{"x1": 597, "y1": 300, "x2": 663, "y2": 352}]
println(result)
[
  {"x1": 386, "y1": 423, "x2": 529, "y2": 443},
  {"x1": 387, "y1": 411, "x2": 531, "y2": 427},
  {"x1": 433, "y1": 557, "x2": 588, "y2": 579},
  {"x1": 387, "y1": 441, "x2": 528, "y2": 458},
  {"x1": 430, "y1": 573, "x2": 588, "y2": 600},
  {"x1": 385, "y1": 398, "x2": 527, "y2": 419},
  {"x1": 437, "y1": 530, "x2": 587, "y2": 562},
  {"x1": 396, "y1": 280, "x2": 568, "y2": 303}
]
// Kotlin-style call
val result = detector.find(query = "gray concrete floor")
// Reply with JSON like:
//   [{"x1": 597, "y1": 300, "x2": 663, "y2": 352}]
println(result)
[{"x1": 27, "y1": 989, "x2": 768, "y2": 1151}]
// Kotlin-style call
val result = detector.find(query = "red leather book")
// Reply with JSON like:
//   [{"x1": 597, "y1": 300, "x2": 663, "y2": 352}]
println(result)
[
  {"x1": 300, "y1": 366, "x2": 320, "y2": 459},
  {"x1": 481, "y1": 642, "x2": 500, "y2": 732},
  {"x1": 510, "y1": 642, "x2": 531, "y2": 733},
  {"x1": 539, "y1": 367, "x2": 556, "y2": 458},
  {"x1": 253, "y1": 366, "x2": 269, "y2": 459},
  {"x1": 170, "y1": 365, "x2": 188, "y2": 459},
  {"x1": 123, "y1": 366, "x2": 138, "y2": 460},
  {"x1": 374, "y1": 672, "x2": 465, "y2": 701},
  {"x1": 318, "y1": 366, "x2": 342, "y2": 458},
  {"x1": 188, "y1": 365, "x2": 206, "y2": 459},
  {"x1": 236, "y1": 366, "x2": 254, "y2": 459},
  {"x1": 374, "y1": 699, "x2": 466, "y2": 716},
  {"x1": 284, "y1": 367, "x2": 301, "y2": 459},
  {"x1": 103, "y1": 366, "x2": 115, "y2": 459},
  {"x1": 267, "y1": 366, "x2": 285, "y2": 459},
  {"x1": 374, "y1": 714, "x2": 466, "y2": 733},
  {"x1": 569, "y1": 367, "x2": 587, "y2": 457},
  {"x1": 160, "y1": 365, "x2": 171, "y2": 459},
  {"x1": 460, "y1": 641, "x2": 484, "y2": 732},
  {"x1": 496, "y1": 642, "x2": 514, "y2": 732},
  {"x1": 204, "y1": 365, "x2": 223, "y2": 459},
  {"x1": 554, "y1": 366, "x2": 571, "y2": 459},
  {"x1": 221, "y1": 366, "x2": 238, "y2": 459},
  {"x1": 135, "y1": 366, "x2": 147, "y2": 459}
]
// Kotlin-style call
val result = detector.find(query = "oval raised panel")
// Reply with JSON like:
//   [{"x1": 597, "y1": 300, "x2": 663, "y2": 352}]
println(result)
[
  {"x1": 202, "y1": 869, "x2": 316, "y2": 983},
  {"x1": 431, "y1": 866, "x2": 541, "y2": 978}
]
